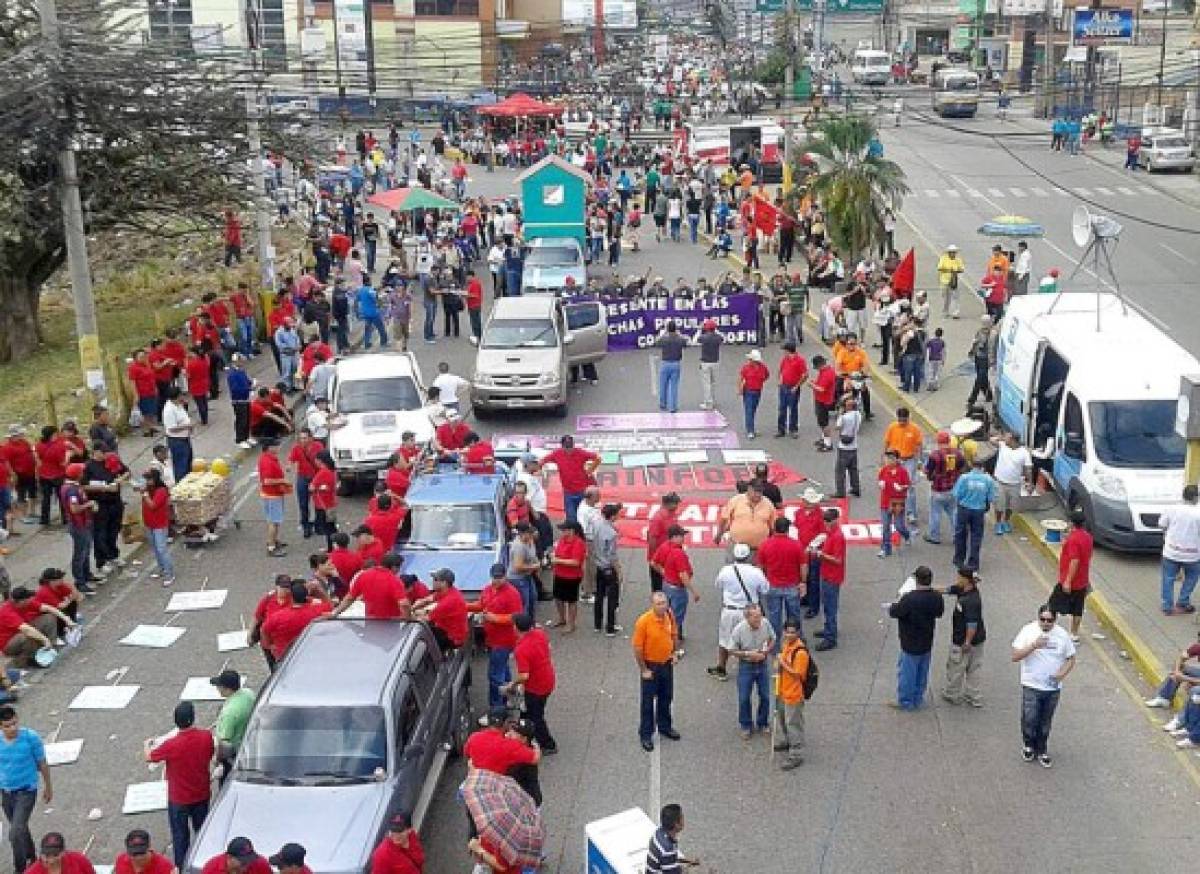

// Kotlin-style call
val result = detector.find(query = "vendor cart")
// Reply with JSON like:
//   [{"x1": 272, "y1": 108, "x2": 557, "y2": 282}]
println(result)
[{"x1": 171, "y1": 473, "x2": 239, "y2": 548}]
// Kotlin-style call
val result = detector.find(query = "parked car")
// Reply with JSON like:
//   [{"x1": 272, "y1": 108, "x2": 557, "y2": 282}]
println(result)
[
  {"x1": 186, "y1": 620, "x2": 471, "y2": 874},
  {"x1": 1138, "y1": 127, "x2": 1196, "y2": 173},
  {"x1": 328, "y1": 353, "x2": 434, "y2": 490},
  {"x1": 520, "y1": 236, "x2": 587, "y2": 294}
]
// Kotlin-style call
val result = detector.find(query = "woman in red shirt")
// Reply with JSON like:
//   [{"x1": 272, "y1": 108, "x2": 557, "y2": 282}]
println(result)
[
  {"x1": 35, "y1": 425, "x2": 68, "y2": 526},
  {"x1": 550, "y1": 521, "x2": 587, "y2": 632},
  {"x1": 385, "y1": 450, "x2": 414, "y2": 502},
  {"x1": 140, "y1": 468, "x2": 174, "y2": 586},
  {"x1": 127, "y1": 349, "x2": 160, "y2": 436},
  {"x1": 465, "y1": 272, "x2": 484, "y2": 341},
  {"x1": 310, "y1": 451, "x2": 339, "y2": 551},
  {"x1": 185, "y1": 347, "x2": 212, "y2": 425},
  {"x1": 739, "y1": 350, "x2": 771, "y2": 439}
]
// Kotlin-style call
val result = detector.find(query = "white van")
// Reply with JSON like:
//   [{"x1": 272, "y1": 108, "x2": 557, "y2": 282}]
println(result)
[
  {"x1": 851, "y1": 49, "x2": 891, "y2": 86},
  {"x1": 996, "y1": 294, "x2": 1199, "y2": 551}
]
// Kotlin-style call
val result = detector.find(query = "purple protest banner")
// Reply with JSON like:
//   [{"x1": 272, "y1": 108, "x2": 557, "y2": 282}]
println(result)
[
  {"x1": 575, "y1": 412, "x2": 729, "y2": 432},
  {"x1": 593, "y1": 293, "x2": 762, "y2": 351}
]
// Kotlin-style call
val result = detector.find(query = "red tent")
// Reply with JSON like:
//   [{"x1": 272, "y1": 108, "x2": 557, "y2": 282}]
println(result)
[
  {"x1": 478, "y1": 93, "x2": 563, "y2": 118},
  {"x1": 891, "y1": 247, "x2": 916, "y2": 298}
]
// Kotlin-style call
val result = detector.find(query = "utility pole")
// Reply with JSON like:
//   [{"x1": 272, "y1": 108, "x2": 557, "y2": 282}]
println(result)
[
  {"x1": 783, "y1": 0, "x2": 796, "y2": 194},
  {"x1": 1156, "y1": 0, "x2": 1168, "y2": 107},
  {"x1": 1042, "y1": 0, "x2": 1055, "y2": 119},
  {"x1": 37, "y1": 0, "x2": 105, "y2": 401},
  {"x1": 245, "y1": 0, "x2": 276, "y2": 295}
]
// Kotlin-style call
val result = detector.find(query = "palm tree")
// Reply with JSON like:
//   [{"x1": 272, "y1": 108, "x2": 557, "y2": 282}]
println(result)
[{"x1": 801, "y1": 115, "x2": 909, "y2": 260}]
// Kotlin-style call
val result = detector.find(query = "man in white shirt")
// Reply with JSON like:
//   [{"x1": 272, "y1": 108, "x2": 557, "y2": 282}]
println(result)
[
  {"x1": 431, "y1": 362, "x2": 467, "y2": 414},
  {"x1": 1014, "y1": 241, "x2": 1033, "y2": 296},
  {"x1": 706, "y1": 543, "x2": 770, "y2": 681},
  {"x1": 991, "y1": 431, "x2": 1032, "y2": 536},
  {"x1": 307, "y1": 356, "x2": 336, "y2": 404},
  {"x1": 516, "y1": 454, "x2": 552, "y2": 565},
  {"x1": 576, "y1": 486, "x2": 603, "y2": 604},
  {"x1": 1159, "y1": 484, "x2": 1200, "y2": 615},
  {"x1": 1011, "y1": 604, "x2": 1076, "y2": 768},
  {"x1": 161, "y1": 386, "x2": 194, "y2": 484},
  {"x1": 305, "y1": 397, "x2": 333, "y2": 442}
]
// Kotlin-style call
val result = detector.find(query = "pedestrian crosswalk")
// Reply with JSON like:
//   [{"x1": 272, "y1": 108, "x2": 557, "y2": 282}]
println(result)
[{"x1": 907, "y1": 182, "x2": 1165, "y2": 201}]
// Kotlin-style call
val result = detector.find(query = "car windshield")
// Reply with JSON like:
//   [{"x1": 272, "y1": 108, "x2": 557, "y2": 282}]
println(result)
[
  {"x1": 1088, "y1": 400, "x2": 1185, "y2": 469},
  {"x1": 526, "y1": 246, "x2": 580, "y2": 267},
  {"x1": 1154, "y1": 137, "x2": 1186, "y2": 149},
  {"x1": 408, "y1": 503, "x2": 497, "y2": 547},
  {"x1": 238, "y1": 705, "x2": 387, "y2": 779},
  {"x1": 482, "y1": 318, "x2": 557, "y2": 349},
  {"x1": 336, "y1": 377, "x2": 421, "y2": 414},
  {"x1": 943, "y1": 77, "x2": 978, "y2": 92}
]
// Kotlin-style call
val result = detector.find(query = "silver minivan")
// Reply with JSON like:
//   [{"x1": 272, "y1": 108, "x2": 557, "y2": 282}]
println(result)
[{"x1": 470, "y1": 295, "x2": 607, "y2": 417}]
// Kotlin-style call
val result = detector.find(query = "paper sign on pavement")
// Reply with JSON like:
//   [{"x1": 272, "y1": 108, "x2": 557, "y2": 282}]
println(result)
[
  {"x1": 721, "y1": 449, "x2": 768, "y2": 465},
  {"x1": 69, "y1": 685, "x2": 140, "y2": 710},
  {"x1": 166, "y1": 590, "x2": 228, "y2": 612},
  {"x1": 179, "y1": 676, "x2": 247, "y2": 702},
  {"x1": 668, "y1": 450, "x2": 709, "y2": 464},
  {"x1": 216, "y1": 630, "x2": 250, "y2": 652},
  {"x1": 119, "y1": 625, "x2": 186, "y2": 648},
  {"x1": 44, "y1": 739, "x2": 83, "y2": 766},
  {"x1": 122, "y1": 781, "x2": 168, "y2": 814}
]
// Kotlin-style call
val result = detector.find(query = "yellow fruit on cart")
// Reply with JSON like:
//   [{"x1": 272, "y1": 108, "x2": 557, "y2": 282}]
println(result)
[
  {"x1": 191, "y1": 458, "x2": 209, "y2": 473},
  {"x1": 210, "y1": 458, "x2": 231, "y2": 477}
]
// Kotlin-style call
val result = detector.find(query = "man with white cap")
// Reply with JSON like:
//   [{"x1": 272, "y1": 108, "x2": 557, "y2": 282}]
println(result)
[
  {"x1": 738, "y1": 348, "x2": 770, "y2": 440},
  {"x1": 707, "y1": 543, "x2": 769, "y2": 681},
  {"x1": 936, "y1": 244, "x2": 965, "y2": 318}
]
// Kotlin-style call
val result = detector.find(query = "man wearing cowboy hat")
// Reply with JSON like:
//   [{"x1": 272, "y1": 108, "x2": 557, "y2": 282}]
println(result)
[{"x1": 936, "y1": 244, "x2": 965, "y2": 318}]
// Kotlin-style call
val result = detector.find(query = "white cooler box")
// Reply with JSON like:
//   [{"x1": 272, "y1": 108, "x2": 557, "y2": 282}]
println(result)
[{"x1": 585, "y1": 807, "x2": 656, "y2": 874}]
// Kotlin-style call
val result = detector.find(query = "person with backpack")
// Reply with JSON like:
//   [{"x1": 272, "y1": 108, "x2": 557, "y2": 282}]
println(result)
[{"x1": 773, "y1": 618, "x2": 813, "y2": 770}]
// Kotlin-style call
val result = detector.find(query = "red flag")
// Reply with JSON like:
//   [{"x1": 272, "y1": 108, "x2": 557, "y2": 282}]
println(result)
[
  {"x1": 891, "y1": 247, "x2": 915, "y2": 297},
  {"x1": 752, "y1": 195, "x2": 778, "y2": 237}
]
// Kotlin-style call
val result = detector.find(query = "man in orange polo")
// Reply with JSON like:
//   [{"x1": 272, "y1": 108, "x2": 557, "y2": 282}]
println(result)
[
  {"x1": 632, "y1": 592, "x2": 681, "y2": 752},
  {"x1": 883, "y1": 406, "x2": 924, "y2": 525},
  {"x1": 715, "y1": 482, "x2": 776, "y2": 554}
]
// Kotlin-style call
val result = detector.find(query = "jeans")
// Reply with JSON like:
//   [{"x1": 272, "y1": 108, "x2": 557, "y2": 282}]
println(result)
[
  {"x1": 469, "y1": 308, "x2": 483, "y2": 339},
  {"x1": 687, "y1": 213, "x2": 699, "y2": 243},
  {"x1": 928, "y1": 490, "x2": 956, "y2": 543},
  {"x1": 589, "y1": 236, "x2": 604, "y2": 263},
  {"x1": 68, "y1": 525, "x2": 92, "y2": 586},
  {"x1": 487, "y1": 646, "x2": 513, "y2": 709},
  {"x1": 639, "y1": 662, "x2": 674, "y2": 740},
  {"x1": 902, "y1": 457, "x2": 919, "y2": 521},
  {"x1": 1020, "y1": 686, "x2": 1061, "y2": 755},
  {"x1": 2, "y1": 788, "x2": 37, "y2": 872},
  {"x1": 237, "y1": 316, "x2": 256, "y2": 355},
  {"x1": 594, "y1": 567, "x2": 620, "y2": 632},
  {"x1": 737, "y1": 662, "x2": 771, "y2": 730},
  {"x1": 834, "y1": 448, "x2": 860, "y2": 496},
  {"x1": 295, "y1": 475, "x2": 312, "y2": 533},
  {"x1": 1155, "y1": 664, "x2": 1200, "y2": 701},
  {"x1": 147, "y1": 527, "x2": 174, "y2": 578},
  {"x1": 784, "y1": 312, "x2": 803, "y2": 345},
  {"x1": 664, "y1": 583, "x2": 689, "y2": 641},
  {"x1": 699, "y1": 362, "x2": 719, "y2": 409},
  {"x1": 365, "y1": 239, "x2": 377, "y2": 272},
  {"x1": 505, "y1": 270, "x2": 521, "y2": 297},
  {"x1": 362, "y1": 316, "x2": 388, "y2": 349},
  {"x1": 280, "y1": 352, "x2": 298, "y2": 388},
  {"x1": 669, "y1": 216, "x2": 681, "y2": 241},
  {"x1": 422, "y1": 295, "x2": 438, "y2": 340},
  {"x1": 777, "y1": 385, "x2": 800, "y2": 435},
  {"x1": 167, "y1": 799, "x2": 210, "y2": 867},
  {"x1": 1160, "y1": 558, "x2": 1200, "y2": 611},
  {"x1": 523, "y1": 691, "x2": 557, "y2": 750},
  {"x1": 953, "y1": 506, "x2": 985, "y2": 571},
  {"x1": 563, "y1": 492, "x2": 585, "y2": 526},
  {"x1": 658, "y1": 360, "x2": 681, "y2": 413},
  {"x1": 900, "y1": 353, "x2": 922, "y2": 392},
  {"x1": 819, "y1": 581, "x2": 841, "y2": 643},
  {"x1": 879, "y1": 507, "x2": 910, "y2": 556},
  {"x1": 510, "y1": 576, "x2": 536, "y2": 623},
  {"x1": 742, "y1": 390, "x2": 761, "y2": 434},
  {"x1": 167, "y1": 436, "x2": 193, "y2": 484},
  {"x1": 764, "y1": 588, "x2": 802, "y2": 642},
  {"x1": 896, "y1": 650, "x2": 932, "y2": 709}
]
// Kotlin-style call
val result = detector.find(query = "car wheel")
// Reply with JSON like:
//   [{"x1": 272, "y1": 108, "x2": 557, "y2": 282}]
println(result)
[
  {"x1": 336, "y1": 477, "x2": 355, "y2": 497},
  {"x1": 472, "y1": 404, "x2": 490, "y2": 420},
  {"x1": 552, "y1": 402, "x2": 569, "y2": 419}
]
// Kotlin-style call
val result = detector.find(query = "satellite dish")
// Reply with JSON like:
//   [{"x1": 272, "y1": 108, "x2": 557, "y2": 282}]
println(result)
[{"x1": 1072, "y1": 205, "x2": 1123, "y2": 247}]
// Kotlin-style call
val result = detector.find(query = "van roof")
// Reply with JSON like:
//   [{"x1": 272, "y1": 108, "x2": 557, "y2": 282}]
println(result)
[
  {"x1": 492, "y1": 296, "x2": 558, "y2": 317},
  {"x1": 1007, "y1": 293, "x2": 1199, "y2": 398},
  {"x1": 334, "y1": 352, "x2": 418, "y2": 381}
]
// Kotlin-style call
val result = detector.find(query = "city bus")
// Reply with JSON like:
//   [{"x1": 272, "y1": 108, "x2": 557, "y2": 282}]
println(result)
[{"x1": 930, "y1": 68, "x2": 980, "y2": 118}]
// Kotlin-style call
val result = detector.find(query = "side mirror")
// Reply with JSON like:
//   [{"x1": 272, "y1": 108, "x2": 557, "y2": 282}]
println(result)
[
  {"x1": 563, "y1": 333, "x2": 575, "y2": 345},
  {"x1": 468, "y1": 335, "x2": 479, "y2": 347}
]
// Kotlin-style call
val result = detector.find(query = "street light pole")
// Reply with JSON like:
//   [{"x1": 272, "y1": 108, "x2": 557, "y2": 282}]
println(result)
[
  {"x1": 244, "y1": 0, "x2": 276, "y2": 295},
  {"x1": 783, "y1": 0, "x2": 796, "y2": 193},
  {"x1": 1156, "y1": 0, "x2": 1168, "y2": 107},
  {"x1": 37, "y1": 0, "x2": 105, "y2": 401}
]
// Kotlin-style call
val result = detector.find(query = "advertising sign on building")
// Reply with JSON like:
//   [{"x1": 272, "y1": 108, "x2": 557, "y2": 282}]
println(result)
[
  {"x1": 796, "y1": 0, "x2": 884, "y2": 11},
  {"x1": 562, "y1": 0, "x2": 639, "y2": 29},
  {"x1": 1072, "y1": 8, "x2": 1135, "y2": 45},
  {"x1": 333, "y1": 0, "x2": 368, "y2": 73},
  {"x1": 1003, "y1": 0, "x2": 1064, "y2": 14}
]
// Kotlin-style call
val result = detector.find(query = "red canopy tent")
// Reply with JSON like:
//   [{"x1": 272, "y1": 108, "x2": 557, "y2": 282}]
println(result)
[{"x1": 477, "y1": 92, "x2": 564, "y2": 118}]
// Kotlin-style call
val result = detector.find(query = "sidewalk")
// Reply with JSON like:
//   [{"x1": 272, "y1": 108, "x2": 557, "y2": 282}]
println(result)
[{"x1": 1, "y1": 350, "x2": 286, "y2": 585}]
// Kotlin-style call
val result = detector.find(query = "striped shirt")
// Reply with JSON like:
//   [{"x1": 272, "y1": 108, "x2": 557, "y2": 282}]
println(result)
[{"x1": 646, "y1": 827, "x2": 681, "y2": 874}]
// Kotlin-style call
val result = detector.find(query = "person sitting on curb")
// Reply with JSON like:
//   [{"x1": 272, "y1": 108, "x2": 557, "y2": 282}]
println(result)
[{"x1": 1146, "y1": 629, "x2": 1200, "y2": 740}]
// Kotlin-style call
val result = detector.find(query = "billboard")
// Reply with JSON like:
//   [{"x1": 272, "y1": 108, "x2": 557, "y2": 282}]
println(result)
[
  {"x1": 1003, "y1": 0, "x2": 1064, "y2": 13},
  {"x1": 796, "y1": 0, "x2": 885, "y2": 10},
  {"x1": 562, "y1": 0, "x2": 639, "y2": 29},
  {"x1": 1072, "y1": 8, "x2": 1135, "y2": 45}
]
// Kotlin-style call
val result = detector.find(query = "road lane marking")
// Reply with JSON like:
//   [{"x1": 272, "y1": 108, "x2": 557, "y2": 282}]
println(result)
[
  {"x1": 1032, "y1": 187, "x2": 1049, "y2": 197},
  {"x1": 1160, "y1": 242, "x2": 1197, "y2": 264},
  {"x1": 966, "y1": 189, "x2": 983, "y2": 197},
  {"x1": 1008, "y1": 187, "x2": 1027, "y2": 197},
  {"x1": 1053, "y1": 187, "x2": 1071, "y2": 196},
  {"x1": 1093, "y1": 186, "x2": 1114, "y2": 196},
  {"x1": 923, "y1": 188, "x2": 941, "y2": 198},
  {"x1": 648, "y1": 740, "x2": 661, "y2": 820},
  {"x1": 945, "y1": 189, "x2": 961, "y2": 198},
  {"x1": 1116, "y1": 186, "x2": 1136, "y2": 196},
  {"x1": 987, "y1": 187, "x2": 1005, "y2": 198},
  {"x1": 1137, "y1": 185, "x2": 1157, "y2": 195},
  {"x1": 1073, "y1": 187, "x2": 1092, "y2": 197}
]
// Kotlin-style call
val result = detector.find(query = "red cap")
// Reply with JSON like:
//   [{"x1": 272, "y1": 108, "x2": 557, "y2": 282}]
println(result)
[
  {"x1": 936, "y1": 430, "x2": 950, "y2": 444},
  {"x1": 702, "y1": 319, "x2": 717, "y2": 331},
  {"x1": 1049, "y1": 268, "x2": 1060, "y2": 277}
]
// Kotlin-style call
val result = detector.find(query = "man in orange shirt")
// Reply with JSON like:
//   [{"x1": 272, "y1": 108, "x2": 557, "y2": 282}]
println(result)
[
  {"x1": 986, "y1": 244, "x2": 1010, "y2": 277},
  {"x1": 883, "y1": 406, "x2": 924, "y2": 525},
  {"x1": 715, "y1": 483, "x2": 776, "y2": 553},
  {"x1": 632, "y1": 592, "x2": 681, "y2": 751},
  {"x1": 833, "y1": 333, "x2": 872, "y2": 419},
  {"x1": 774, "y1": 618, "x2": 810, "y2": 770}
]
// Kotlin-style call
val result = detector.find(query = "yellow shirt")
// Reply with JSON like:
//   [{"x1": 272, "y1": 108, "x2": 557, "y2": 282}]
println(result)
[
  {"x1": 721, "y1": 494, "x2": 776, "y2": 548},
  {"x1": 884, "y1": 421, "x2": 924, "y2": 460},
  {"x1": 937, "y1": 254, "x2": 965, "y2": 286}
]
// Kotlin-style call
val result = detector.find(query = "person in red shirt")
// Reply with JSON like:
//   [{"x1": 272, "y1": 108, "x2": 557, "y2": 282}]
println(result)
[
  {"x1": 200, "y1": 838, "x2": 272, "y2": 874},
  {"x1": 223, "y1": 209, "x2": 243, "y2": 266},
  {"x1": 1051, "y1": 509, "x2": 1092, "y2": 640},
  {"x1": 126, "y1": 350, "x2": 160, "y2": 436},
  {"x1": 24, "y1": 832, "x2": 94, "y2": 874},
  {"x1": 287, "y1": 429, "x2": 325, "y2": 540},
  {"x1": 809, "y1": 354, "x2": 839, "y2": 451},
  {"x1": 465, "y1": 272, "x2": 484, "y2": 341},
  {"x1": 414, "y1": 568, "x2": 469, "y2": 651},
  {"x1": 650, "y1": 525, "x2": 698, "y2": 647},
  {"x1": 385, "y1": 436, "x2": 420, "y2": 501},
  {"x1": 0, "y1": 587, "x2": 57, "y2": 668},
  {"x1": 549, "y1": 521, "x2": 588, "y2": 632},
  {"x1": 35, "y1": 426, "x2": 68, "y2": 526},
  {"x1": 542, "y1": 436, "x2": 600, "y2": 525},
  {"x1": 504, "y1": 613, "x2": 558, "y2": 752},
  {"x1": 505, "y1": 481, "x2": 532, "y2": 530},
  {"x1": 230, "y1": 282, "x2": 257, "y2": 357},
  {"x1": 260, "y1": 582, "x2": 331, "y2": 665},
  {"x1": 364, "y1": 494, "x2": 406, "y2": 553},
  {"x1": 31, "y1": 567, "x2": 82, "y2": 628},
  {"x1": 468, "y1": 564, "x2": 525, "y2": 709},
  {"x1": 793, "y1": 490, "x2": 827, "y2": 618},
  {"x1": 878, "y1": 449, "x2": 912, "y2": 558},
  {"x1": 461, "y1": 432, "x2": 495, "y2": 474},
  {"x1": 257, "y1": 439, "x2": 291, "y2": 557},
  {"x1": 184, "y1": 347, "x2": 212, "y2": 425},
  {"x1": 776, "y1": 342, "x2": 809, "y2": 438},
  {"x1": 738, "y1": 349, "x2": 771, "y2": 439},
  {"x1": 328, "y1": 532, "x2": 364, "y2": 584},
  {"x1": 814, "y1": 508, "x2": 845, "y2": 651},
  {"x1": 645, "y1": 493, "x2": 681, "y2": 594},
  {"x1": 329, "y1": 553, "x2": 409, "y2": 620},
  {"x1": 463, "y1": 710, "x2": 540, "y2": 775},
  {"x1": 329, "y1": 232, "x2": 351, "y2": 263},
  {"x1": 756, "y1": 516, "x2": 808, "y2": 641},
  {"x1": 2, "y1": 426, "x2": 38, "y2": 522},
  {"x1": 433, "y1": 415, "x2": 470, "y2": 456},
  {"x1": 114, "y1": 830, "x2": 175, "y2": 874},
  {"x1": 310, "y1": 451, "x2": 339, "y2": 551},
  {"x1": 354, "y1": 525, "x2": 386, "y2": 566},
  {"x1": 144, "y1": 701, "x2": 214, "y2": 867},
  {"x1": 250, "y1": 575, "x2": 294, "y2": 670},
  {"x1": 268, "y1": 843, "x2": 311, "y2": 874},
  {"x1": 370, "y1": 813, "x2": 425, "y2": 874},
  {"x1": 138, "y1": 468, "x2": 174, "y2": 586},
  {"x1": 161, "y1": 331, "x2": 189, "y2": 380}
]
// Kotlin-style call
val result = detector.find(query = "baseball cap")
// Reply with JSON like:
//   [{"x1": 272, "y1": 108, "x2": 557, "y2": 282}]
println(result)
[
  {"x1": 431, "y1": 568, "x2": 455, "y2": 583},
  {"x1": 702, "y1": 319, "x2": 716, "y2": 331},
  {"x1": 227, "y1": 837, "x2": 259, "y2": 865},
  {"x1": 124, "y1": 830, "x2": 152, "y2": 855},
  {"x1": 210, "y1": 669, "x2": 241, "y2": 691},
  {"x1": 269, "y1": 844, "x2": 306, "y2": 868},
  {"x1": 388, "y1": 812, "x2": 412, "y2": 831},
  {"x1": 39, "y1": 833, "x2": 66, "y2": 854},
  {"x1": 732, "y1": 543, "x2": 751, "y2": 561},
  {"x1": 489, "y1": 562, "x2": 507, "y2": 578},
  {"x1": 936, "y1": 430, "x2": 951, "y2": 444}
]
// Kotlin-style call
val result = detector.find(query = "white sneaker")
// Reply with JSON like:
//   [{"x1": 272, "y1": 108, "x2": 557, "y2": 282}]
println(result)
[
  {"x1": 1163, "y1": 717, "x2": 1181, "y2": 731},
  {"x1": 1176, "y1": 738, "x2": 1197, "y2": 749},
  {"x1": 161, "y1": 577, "x2": 175, "y2": 588},
  {"x1": 238, "y1": 441, "x2": 253, "y2": 450},
  {"x1": 1145, "y1": 696, "x2": 1172, "y2": 708},
  {"x1": 1169, "y1": 728, "x2": 1189, "y2": 738},
  {"x1": 96, "y1": 564, "x2": 112, "y2": 577}
]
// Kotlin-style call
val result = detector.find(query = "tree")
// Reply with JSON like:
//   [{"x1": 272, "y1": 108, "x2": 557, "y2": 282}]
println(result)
[
  {"x1": 0, "y1": 0, "x2": 312, "y2": 363},
  {"x1": 754, "y1": 10, "x2": 805, "y2": 87},
  {"x1": 801, "y1": 116, "x2": 909, "y2": 260}
]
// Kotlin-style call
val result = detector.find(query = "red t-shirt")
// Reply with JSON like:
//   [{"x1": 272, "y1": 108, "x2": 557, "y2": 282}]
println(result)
[
  {"x1": 148, "y1": 349, "x2": 175, "y2": 384},
  {"x1": 385, "y1": 466, "x2": 412, "y2": 499},
  {"x1": 257, "y1": 452, "x2": 288, "y2": 498},
  {"x1": 794, "y1": 506, "x2": 824, "y2": 549},
  {"x1": 163, "y1": 339, "x2": 188, "y2": 368},
  {"x1": 61, "y1": 482, "x2": 93, "y2": 528},
  {"x1": 739, "y1": 361, "x2": 770, "y2": 392},
  {"x1": 818, "y1": 526, "x2": 847, "y2": 585},
  {"x1": 1, "y1": 438, "x2": 35, "y2": 478},
  {"x1": 200, "y1": 855, "x2": 272, "y2": 874},
  {"x1": 0, "y1": 603, "x2": 28, "y2": 651},
  {"x1": 27, "y1": 852, "x2": 95, "y2": 874},
  {"x1": 506, "y1": 496, "x2": 532, "y2": 528},
  {"x1": 779, "y1": 354, "x2": 809, "y2": 388},
  {"x1": 463, "y1": 728, "x2": 537, "y2": 775},
  {"x1": 463, "y1": 441, "x2": 496, "y2": 474},
  {"x1": 357, "y1": 539, "x2": 386, "y2": 567},
  {"x1": 32, "y1": 581, "x2": 74, "y2": 613},
  {"x1": 253, "y1": 590, "x2": 291, "y2": 625},
  {"x1": 756, "y1": 533, "x2": 807, "y2": 587},
  {"x1": 127, "y1": 361, "x2": 158, "y2": 399},
  {"x1": 429, "y1": 587, "x2": 469, "y2": 646},
  {"x1": 231, "y1": 291, "x2": 254, "y2": 318},
  {"x1": 36, "y1": 438, "x2": 69, "y2": 480},
  {"x1": 370, "y1": 834, "x2": 425, "y2": 874},
  {"x1": 813, "y1": 365, "x2": 838, "y2": 405},
  {"x1": 350, "y1": 568, "x2": 408, "y2": 619},
  {"x1": 148, "y1": 727, "x2": 215, "y2": 804},
  {"x1": 878, "y1": 464, "x2": 911, "y2": 510},
  {"x1": 329, "y1": 548, "x2": 363, "y2": 583},
  {"x1": 205, "y1": 300, "x2": 230, "y2": 328},
  {"x1": 514, "y1": 628, "x2": 556, "y2": 696},
  {"x1": 249, "y1": 398, "x2": 268, "y2": 429},
  {"x1": 543, "y1": 447, "x2": 599, "y2": 494},
  {"x1": 288, "y1": 441, "x2": 325, "y2": 480},
  {"x1": 436, "y1": 422, "x2": 470, "y2": 451},
  {"x1": 262, "y1": 601, "x2": 331, "y2": 659},
  {"x1": 652, "y1": 541, "x2": 693, "y2": 586},
  {"x1": 185, "y1": 355, "x2": 210, "y2": 397},
  {"x1": 475, "y1": 582, "x2": 523, "y2": 649},
  {"x1": 466, "y1": 277, "x2": 483, "y2": 311},
  {"x1": 114, "y1": 852, "x2": 175, "y2": 874},
  {"x1": 366, "y1": 507, "x2": 406, "y2": 553},
  {"x1": 329, "y1": 233, "x2": 351, "y2": 258},
  {"x1": 1058, "y1": 527, "x2": 1093, "y2": 590},
  {"x1": 142, "y1": 485, "x2": 171, "y2": 530},
  {"x1": 552, "y1": 534, "x2": 587, "y2": 580}
]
